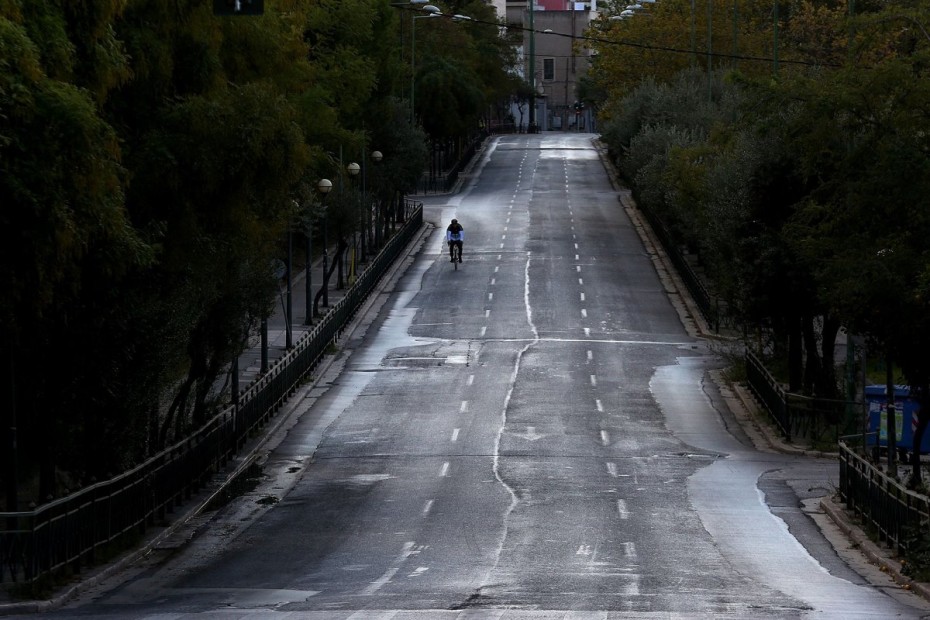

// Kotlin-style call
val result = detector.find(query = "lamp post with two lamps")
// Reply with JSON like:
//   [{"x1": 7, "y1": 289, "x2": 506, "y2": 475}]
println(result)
[{"x1": 411, "y1": 5, "x2": 442, "y2": 124}]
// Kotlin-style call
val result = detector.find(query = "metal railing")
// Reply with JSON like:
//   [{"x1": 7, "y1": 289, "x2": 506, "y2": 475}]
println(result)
[
  {"x1": 839, "y1": 440, "x2": 930, "y2": 555},
  {"x1": 634, "y1": 200, "x2": 719, "y2": 332},
  {"x1": 744, "y1": 350, "x2": 854, "y2": 444},
  {"x1": 0, "y1": 205, "x2": 423, "y2": 589}
]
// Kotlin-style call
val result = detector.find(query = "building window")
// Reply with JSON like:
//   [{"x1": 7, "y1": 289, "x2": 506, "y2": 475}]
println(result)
[{"x1": 543, "y1": 58, "x2": 555, "y2": 81}]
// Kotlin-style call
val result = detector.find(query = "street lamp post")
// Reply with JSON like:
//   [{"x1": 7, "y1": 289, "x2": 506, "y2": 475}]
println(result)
[
  {"x1": 371, "y1": 150, "x2": 383, "y2": 248},
  {"x1": 528, "y1": 0, "x2": 536, "y2": 132},
  {"x1": 309, "y1": 179, "x2": 332, "y2": 322},
  {"x1": 347, "y1": 162, "x2": 361, "y2": 284},
  {"x1": 411, "y1": 6, "x2": 442, "y2": 124},
  {"x1": 285, "y1": 200, "x2": 297, "y2": 349},
  {"x1": 318, "y1": 178, "x2": 333, "y2": 311}
]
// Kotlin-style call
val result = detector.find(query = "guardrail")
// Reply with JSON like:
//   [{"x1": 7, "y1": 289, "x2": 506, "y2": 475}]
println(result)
[
  {"x1": 839, "y1": 440, "x2": 930, "y2": 555},
  {"x1": 0, "y1": 205, "x2": 423, "y2": 590}
]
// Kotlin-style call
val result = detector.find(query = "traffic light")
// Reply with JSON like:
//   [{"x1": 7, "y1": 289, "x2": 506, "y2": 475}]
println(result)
[{"x1": 213, "y1": 0, "x2": 264, "y2": 15}]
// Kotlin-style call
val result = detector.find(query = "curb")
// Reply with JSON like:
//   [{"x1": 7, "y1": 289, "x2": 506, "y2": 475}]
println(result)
[{"x1": 820, "y1": 496, "x2": 930, "y2": 603}]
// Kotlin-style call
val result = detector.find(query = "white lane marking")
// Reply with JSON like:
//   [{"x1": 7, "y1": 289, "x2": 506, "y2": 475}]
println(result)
[
  {"x1": 451, "y1": 428, "x2": 460, "y2": 442},
  {"x1": 623, "y1": 541, "x2": 637, "y2": 558},
  {"x1": 587, "y1": 350, "x2": 593, "y2": 361},
  {"x1": 498, "y1": 254, "x2": 502, "y2": 260},
  {"x1": 480, "y1": 326, "x2": 487, "y2": 337},
  {"x1": 494, "y1": 266, "x2": 499, "y2": 273},
  {"x1": 601, "y1": 430, "x2": 610, "y2": 445},
  {"x1": 485, "y1": 309, "x2": 491, "y2": 318},
  {"x1": 504, "y1": 226, "x2": 508, "y2": 232},
  {"x1": 581, "y1": 309, "x2": 587, "y2": 318},
  {"x1": 607, "y1": 462, "x2": 618, "y2": 477},
  {"x1": 576, "y1": 265, "x2": 581, "y2": 272},
  {"x1": 408, "y1": 567, "x2": 429, "y2": 577},
  {"x1": 501, "y1": 235, "x2": 507, "y2": 241},
  {"x1": 579, "y1": 278, "x2": 583, "y2": 285},
  {"x1": 577, "y1": 545, "x2": 593, "y2": 556},
  {"x1": 423, "y1": 500, "x2": 434, "y2": 516},
  {"x1": 617, "y1": 499, "x2": 630, "y2": 519},
  {"x1": 491, "y1": 278, "x2": 496, "y2": 285},
  {"x1": 486, "y1": 251, "x2": 537, "y2": 588},
  {"x1": 574, "y1": 243, "x2": 579, "y2": 250},
  {"x1": 460, "y1": 401, "x2": 469, "y2": 413},
  {"x1": 488, "y1": 293, "x2": 494, "y2": 302},
  {"x1": 361, "y1": 542, "x2": 418, "y2": 595},
  {"x1": 590, "y1": 375, "x2": 597, "y2": 387},
  {"x1": 596, "y1": 399, "x2": 604, "y2": 412},
  {"x1": 580, "y1": 292, "x2": 585, "y2": 302},
  {"x1": 467, "y1": 374, "x2": 475, "y2": 386},
  {"x1": 575, "y1": 254, "x2": 580, "y2": 261},
  {"x1": 440, "y1": 462, "x2": 450, "y2": 477},
  {"x1": 584, "y1": 327, "x2": 591, "y2": 337}
]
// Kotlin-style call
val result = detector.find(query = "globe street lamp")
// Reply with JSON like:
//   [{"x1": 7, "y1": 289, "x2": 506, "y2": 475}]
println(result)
[
  {"x1": 346, "y1": 162, "x2": 361, "y2": 285},
  {"x1": 308, "y1": 179, "x2": 332, "y2": 322},
  {"x1": 317, "y1": 178, "x2": 333, "y2": 312},
  {"x1": 370, "y1": 150, "x2": 384, "y2": 248}
]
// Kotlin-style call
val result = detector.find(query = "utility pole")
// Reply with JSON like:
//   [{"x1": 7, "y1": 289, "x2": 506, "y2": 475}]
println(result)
[{"x1": 528, "y1": 0, "x2": 536, "y2": 132}]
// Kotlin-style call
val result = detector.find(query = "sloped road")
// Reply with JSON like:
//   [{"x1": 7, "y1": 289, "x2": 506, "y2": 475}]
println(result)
[{"x1": 23, "y1": 134, "x2": 930, "y2": 619}]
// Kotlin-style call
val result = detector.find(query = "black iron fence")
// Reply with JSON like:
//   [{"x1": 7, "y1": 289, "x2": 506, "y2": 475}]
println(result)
[
  {"x1": 745, "y1": 350, "x2": 854, "y2": 444},
  {"x1": 416, "y1": 134, "x2": 486, "y2": 194},
  {"x1": 634, "y1": 200, "x2": 720, "y2": 332},
  {"x1": 839, "y1": 440, "x2": 930, "y2": 555},
  {"x1": 0, "y1": 205, "x2": 423, "y2": 589}
]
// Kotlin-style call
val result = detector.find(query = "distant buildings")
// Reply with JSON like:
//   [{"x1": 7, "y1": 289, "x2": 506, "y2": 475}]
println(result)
[{"x1": 499, "y1": 0, "x2": 595, "y2": 131}]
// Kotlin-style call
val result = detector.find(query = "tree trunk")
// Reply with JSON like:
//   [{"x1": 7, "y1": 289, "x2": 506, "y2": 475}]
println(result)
[
  {"x1": 802, "y1": 315, "x2": 821, "y2": 396},
  {"x1": 909, "y1": 386, "x2": 930, "y2": 488},
  {"x1": 818, "y1": 315, "x2": 841, "y2": 398},
  {"x1": 314, "y1": 238, "x2": 348, "y2": 316},
  {"x1": 788, "y1": 315, "x2": 803, "y2": 393}
]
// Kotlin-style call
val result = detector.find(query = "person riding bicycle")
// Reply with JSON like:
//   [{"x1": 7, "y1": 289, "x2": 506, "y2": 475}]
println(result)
[{"x1": 446, "y1": 219, "x2": 464, "y2": 263}]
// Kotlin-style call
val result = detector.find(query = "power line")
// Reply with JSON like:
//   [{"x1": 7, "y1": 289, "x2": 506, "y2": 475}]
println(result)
[{"x1": 391, "y1": 5, "x2": 842, "y2": 69}]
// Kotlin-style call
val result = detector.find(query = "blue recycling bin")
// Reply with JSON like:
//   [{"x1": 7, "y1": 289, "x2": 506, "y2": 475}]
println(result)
[{"x1": 865, "y1": 384, "x2": 930, "y2": 455}]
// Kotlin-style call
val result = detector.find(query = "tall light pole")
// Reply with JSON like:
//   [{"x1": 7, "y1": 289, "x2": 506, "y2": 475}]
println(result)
[
  {"x1": 371, "y1": 150, "x2": 384, "y2": 248},
  {"x1": 411, "y1": 5, "x2": 442, "y2": 124},
  {"x1": 285, "y1": 200, "x2": 296, "y2": 349},
  {"x1": 318, "y1": 178, "x2": 333, "y2": 311},
  {"x1": 347, "y1": 162, "x2": 361, "y2": 284},
  {"x1": 309, "y1": 179, "x2": 332, "y2": 322},
  {"x1": 528, "y1": 0, "x2": 536, "y2": 131}
]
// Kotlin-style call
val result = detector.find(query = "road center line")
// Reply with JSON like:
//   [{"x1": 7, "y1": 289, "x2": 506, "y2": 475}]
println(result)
[
  {"x1": 451, "y1": 428, "x2": 460, "y2": 441},
  {"x1": 423, "y1": 500, "x2": 434, "y2": 516},
  {"x1": 617, "y1": 499, "x2": 630, "y2": 519},
  {"x1": 460, "y1": 401, "x2": 468, "y2": 413},
  {"x1": 361, "y1": 541, "x2": 416, "y2": 596},
  {"x1": 601, "y1": 430, "x2": 610, "y2": 445},
  {"x1": 440, "y1": 462, "x2": 450, "y2": 477}
]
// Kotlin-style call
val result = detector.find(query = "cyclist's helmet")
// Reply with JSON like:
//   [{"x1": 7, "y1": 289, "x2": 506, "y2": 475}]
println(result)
[{"x1": 451, "y1": 219, "x2": 458, "y2": 224}]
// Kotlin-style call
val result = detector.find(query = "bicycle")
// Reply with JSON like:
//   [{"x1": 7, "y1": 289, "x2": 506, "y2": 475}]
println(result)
[{"x1": 448, "y1": 241, "x2": 462, "y2": 270}]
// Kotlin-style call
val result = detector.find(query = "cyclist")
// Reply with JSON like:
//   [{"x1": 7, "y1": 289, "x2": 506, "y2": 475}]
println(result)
[{"x1": 446, "y1": 218, "x2": 464, "y2": 263}]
